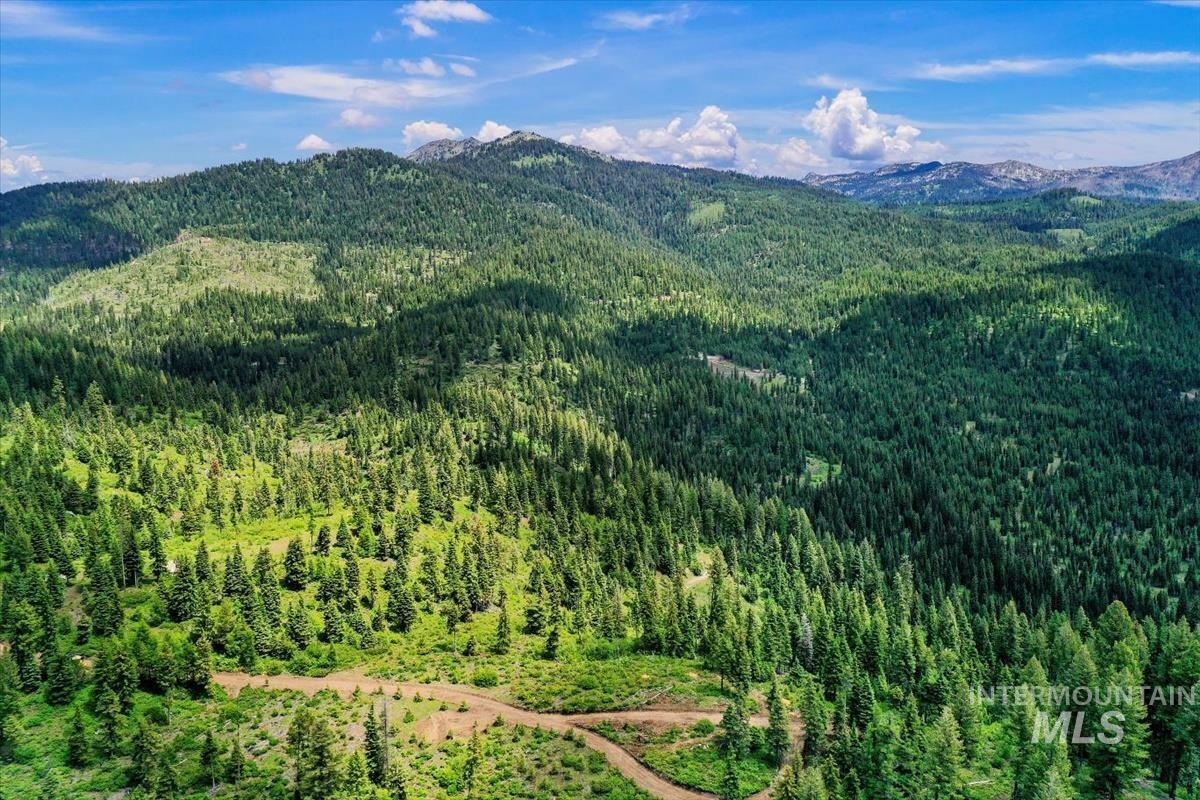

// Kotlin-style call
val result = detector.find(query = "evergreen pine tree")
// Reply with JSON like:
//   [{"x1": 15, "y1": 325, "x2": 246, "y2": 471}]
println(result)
[
  {"x1": 226, "y1": 736, "x2": 247, "y2": 784},
  {"x1": 288, "y1": 707, "x2": 342, "y2": 799},
  {"x1": 287, "y1": 602, "x2": 315, "y2": 648},
  {"x1": 200, "y1": 728, "x2": 221, "y2": 789},
  {"x1": 66, "y1": 706, "x2": 89, "y2": 767},
  {"x1": 148, "y1": 524, "x2": 167, "y2": 579},
  {"x1": 43, "y1": 644, "x2": 77, "y2": 705},
  {"x1": 766, "y1": 676, "x2": 790, "y2": 766},
  {"x1": 417, "y1": 450, "x2": 439, "y2": 524},
  {"x1": 923, "y1": 706, "x2": 967, "y2": 800},
  {"x1": 167, "y1": 557, "x2": 198, "y2": 622},
  {"x1": 365, "y1": 705, "x2": 385, "y2": 785},
  {"x1": 195, "y1": 539, "x2": 215, "y2": 591},
  {"x1": 9, "y1": 602, "x2": 42, "y2": 689},
  {"x1": 463, "y1": 727, "x2": 484, "y2": 798},
  {"x1": 345, "y1": 750, "x2": 370, "y2": 798},
  {"x1": 386, "y1": 764, "x2": 408, "y2": 800},
  {"x1": 93, "y1": 685, "x2": 123, "y2": 755},
  {"x1": 315, "y1": 524, "x2": 332, "y2": 556},
  {"x1": 223, "y1": 545, "x2": 251, "y2": 599},
  {"x1": 493, "y1": 590, "x2": 512, "y2": 655},
  {"x1": 719, "y1": 751, "x2": 741, "y2": 800},
  {"x1": 0, "y1": 656, "x2": 17, "y2": 760},
  {"x1": 87, "y1": 563, "x2": 123, "y2": 636},
  {"x1": 128, "y1": 716, "x2": 162, "y2": 789},
  {"x1": 284, "y1": 538, "x2": 308, "y2": 589},
  {"x1": 722, "y1": 693, "x2": 751, "y2": 759},
  {"x1": 542, "y1": 625, "x2": 560, "y2": 660},
  {"x1": 386, "y1": 577, "x2": 415, "y2": 634},
  {"x1": 773, "y1": 763, "x2": 827, "y2": 800}
]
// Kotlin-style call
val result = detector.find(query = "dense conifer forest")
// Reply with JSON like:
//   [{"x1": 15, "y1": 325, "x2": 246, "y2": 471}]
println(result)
[{"x1": 0, "y1": 134, "x2": 1197, "y2": 800}]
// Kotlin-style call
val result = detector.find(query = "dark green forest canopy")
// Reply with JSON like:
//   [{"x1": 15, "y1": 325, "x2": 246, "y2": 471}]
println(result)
[
  {"x1": 4, "y1": 139, "x2": 1196, "y2": 620},
  {"x1": 0, "y1": 135, "x2": 1197, "y2": 799}
]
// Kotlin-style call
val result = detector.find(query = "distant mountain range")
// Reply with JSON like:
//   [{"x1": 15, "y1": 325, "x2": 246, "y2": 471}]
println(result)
[
  {"x1": 800, "y1": 152, "x2": 1200, "y2": 204},
  {"x1": 410, "y1": 134, "x2": 1199, "y2": 204}
]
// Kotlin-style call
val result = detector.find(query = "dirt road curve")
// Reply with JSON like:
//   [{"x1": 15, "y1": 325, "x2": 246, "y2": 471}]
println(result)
[{"x1": 212, "y1": 670, "x2": 796, "y2": 800}]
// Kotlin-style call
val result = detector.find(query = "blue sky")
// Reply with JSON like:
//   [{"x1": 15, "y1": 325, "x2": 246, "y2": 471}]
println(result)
[{"x1": 1, "y1": 0, "x2": 1198, "y2": 190}]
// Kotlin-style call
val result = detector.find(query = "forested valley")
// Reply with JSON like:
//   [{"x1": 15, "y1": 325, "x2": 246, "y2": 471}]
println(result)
[{"x1": 0, "y1": 133, "x2": 1197, "y2": 800}]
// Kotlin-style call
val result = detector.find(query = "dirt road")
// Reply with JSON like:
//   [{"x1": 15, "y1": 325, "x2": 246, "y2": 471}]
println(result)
[{"x1": 212, "y1": 670, "x2": 799, "y2": 800}]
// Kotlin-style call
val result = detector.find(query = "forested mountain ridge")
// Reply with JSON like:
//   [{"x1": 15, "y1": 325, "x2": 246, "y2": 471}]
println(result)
[
  {"x1": 801, "y1": 151, "x2": 1200, "y2": 203},
  {"x1": 0, "y1": 140, "x2": 1198, "y2": 800}
]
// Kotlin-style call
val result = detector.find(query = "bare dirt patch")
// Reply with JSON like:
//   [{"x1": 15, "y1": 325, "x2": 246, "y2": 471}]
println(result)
[
  {"x1": 698, "y1": 354, "x2": 783, "y2": 387},
  {"x1": 212, "y1": 669, "x2": 804, "y2": 800}
]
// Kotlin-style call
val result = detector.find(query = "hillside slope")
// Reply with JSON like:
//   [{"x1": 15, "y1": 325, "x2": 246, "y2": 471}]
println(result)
[{"x1": 0, "y1": 141, "x2": 1198, "y2": 800}]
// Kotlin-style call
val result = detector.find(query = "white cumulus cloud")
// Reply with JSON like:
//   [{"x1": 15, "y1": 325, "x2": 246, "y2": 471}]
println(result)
[
  {"x1": 803, "y1": 89, "x2": 941, "y2": 161},
  {"x1": 231, "y1": 142, "x2": 248, "y2": 151},
  {"x1": 296, "y1": 133, "x2": 334, "y2": 151},
  {"x1": 762, "y1": 138, "x2": 826, "y2": 170},
  {"x1": 562, "y1": 125, "x2": 650, "y2": 161},
  {"x1": 476, "y1": 120, "x2": 513, "y2": 142},
  {"x1": 449, "y1": 62, "x2": 476, "y2": 77},
  {"x1": 0, "y1": 136, "x2": 46, "y2": 190},
  {"x1": 562, "y1": 107, "x2": 743, "y2": 169},
  {"x1": 556, "y1": 105, "x2": 830, "y2": 176},
  {"x1": 1, "y1": 138, "x2": 195, "y2": 189},
  {"x1": 557, "y1": 106, "x2": 826, "y2": 177},
  {"x1": 339, "y1": 108, "x2": 385, "y2": 129},
  {"x1": 637, "y1": 106, "x2": 740, "y2": 167},
  {"x1": 404, "y1": 120, "x2": 462, "y2": 147},
  {"x1": 397, "y1": 1, "x2": 492, "y2": 38}
]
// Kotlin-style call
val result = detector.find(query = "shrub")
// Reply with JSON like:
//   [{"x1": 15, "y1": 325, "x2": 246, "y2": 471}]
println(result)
[{"x1": 471, "y1": 667, "x2": 499, "y2": 688}]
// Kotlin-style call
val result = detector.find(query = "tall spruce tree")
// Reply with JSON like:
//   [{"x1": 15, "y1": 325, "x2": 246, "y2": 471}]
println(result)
[{"x1": 766, "y1": 676, "x2": 790, "y2": 766}]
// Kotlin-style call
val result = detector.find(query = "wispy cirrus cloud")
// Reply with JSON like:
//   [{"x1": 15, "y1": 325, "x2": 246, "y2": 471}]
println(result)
[
  {"x1": 513, "y1": 40, "x2": 603, "y2": 79},
  {"x1": 396, "y1": 1, "x2": 492, "y2": 38},
  {"x1": 220, "y1": 44, "x2": 585, "y2": 112},
  {"x1": 386, "y1": 56, "x2": 446, "y2": 76},
  {"x1": 598, "y1": 4, "x2": 694, "y2": 31},
  {"x1": 803, "y1": 73, "x2": 898, "y2": 93},
  {"x1": 0, "y1": 0, "x2": 134, "y2": 43},
  {"x1": 1086, "y1": 50, "x2": 1200, "y2": 67},
  {"x1": 222, "y1": 39, "x2": 592, "y2": 110},
  {"x1": 219, "y1": 65, "x2": 466, "y2": 107},
  {"x1": 916, "y1": 50, "x2": 1200, "y2": 80}
]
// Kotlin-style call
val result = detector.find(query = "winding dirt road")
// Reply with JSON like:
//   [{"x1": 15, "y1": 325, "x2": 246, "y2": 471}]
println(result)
[{"x1": 212, "y1": 670, "x2": 799, "y2": 800}]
